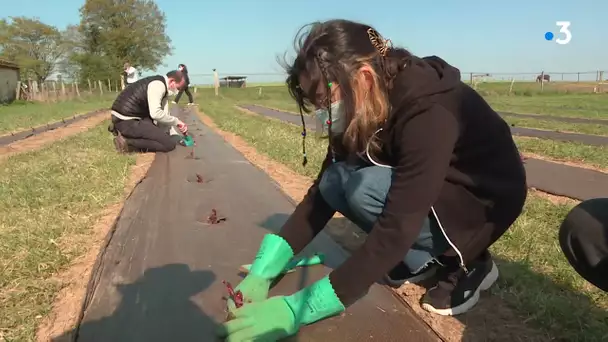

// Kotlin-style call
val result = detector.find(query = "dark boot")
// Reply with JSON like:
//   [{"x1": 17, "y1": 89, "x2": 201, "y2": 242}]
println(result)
[{"x1": 113, "y1": 131, "x2": 129, "y2": 153}]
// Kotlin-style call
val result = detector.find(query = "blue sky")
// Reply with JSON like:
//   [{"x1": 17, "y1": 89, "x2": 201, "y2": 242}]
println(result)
[{"x1": 3, "y1": 0, "x2": 606, "y2": 83}]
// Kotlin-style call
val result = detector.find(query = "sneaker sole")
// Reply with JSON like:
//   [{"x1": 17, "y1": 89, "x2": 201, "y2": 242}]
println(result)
[
  {"x1": 384, "y1": 266, "x2": 437, "y2": 288},
  {"x1": 421, "y1": 261, "x2": 499, "y2": 316}
]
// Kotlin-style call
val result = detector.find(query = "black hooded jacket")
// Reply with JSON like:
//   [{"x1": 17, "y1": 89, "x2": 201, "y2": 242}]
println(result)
[
  {"x1": 179, "y1": 64, "x2": 190, "y2": 86},
  {"x1": 277, "y1": 56, "x2": 528, "y2": 306}
]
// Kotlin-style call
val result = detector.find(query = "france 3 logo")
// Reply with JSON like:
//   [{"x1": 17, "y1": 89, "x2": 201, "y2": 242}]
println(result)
[{"x1": 544, "y1": 21, "x2": 572, "y2": 45}]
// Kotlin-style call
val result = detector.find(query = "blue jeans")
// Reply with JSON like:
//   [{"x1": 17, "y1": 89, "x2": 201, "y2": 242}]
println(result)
[{"x1": 318, "y1": 161, "x2": 449, "y2": 274}]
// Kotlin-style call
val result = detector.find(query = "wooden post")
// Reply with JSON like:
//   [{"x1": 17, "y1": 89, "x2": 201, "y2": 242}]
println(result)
[
  {"x1": 28, "y1": 79, "x2": 33, "y2": 101},
  {"x1": 52, "y1": 81, "x2": 57, "y2": 100},
  {"x1": 540, "y1": 71, "x2": 545, "y2": 92},
  {"x1": 577, "y1": 72, "x2": 580, "y2": 82},
  {"x1": 98, "y1": 80, "x2": 104, "y2": 95},
  {"x1": 509, "y1": 77, "x2": 515, "y2": 94},
  {"x1": 469, "y1": 72, "x2": 473, "y2": 85},
  {"x1": 16, "y1": 81, "x2": 21, "y2": 100},
  {"x1": 74, "y1": 82, "x2": 80, "y2": 97},
  {"x1": 88, "y1": 79, "x2": 92, "y2": 93},
  {"x1": 40, "y1": 82, "x2": 46, "y2": 102}
]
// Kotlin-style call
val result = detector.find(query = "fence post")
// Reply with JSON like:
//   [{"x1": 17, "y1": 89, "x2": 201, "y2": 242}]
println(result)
[
  {"x1": 469, "y1": 72, "x2": 473, "y2": 85},
  {"x1": 577, "y1": 72, "x2": 580, "y2": 82},
  {"x1": 509, "y1": 77, "x2": 515, "y2": 94},
  {"x1": 540, "y1": 71, "x2": 545, "y2": 92},
  {"x1": 28, "y1": 79, "x2": 33, "y2": 101},
  {"x1": 16, "y1": 81, "x2": 21, "y2": 100},
  {"x1": 52, "y1": 81, "x2": 57, "y2": 100}
]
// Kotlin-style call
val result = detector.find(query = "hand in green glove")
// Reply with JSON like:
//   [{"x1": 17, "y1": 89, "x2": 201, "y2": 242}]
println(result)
[
  {"x1": 218, "y1": 276, "x2": 345, "y2": 342},
  {"x1": 227, "y1": 234, "x2": 294, "y2": 311},
  {"x1": 226, "y1": 273, "x2": 270, "y2": 311}
]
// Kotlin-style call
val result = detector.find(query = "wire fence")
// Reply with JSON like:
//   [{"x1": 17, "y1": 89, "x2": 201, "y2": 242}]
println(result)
[
  {"x1": 186, "y1": 70, "x2": 608, "y2": 94},
  {"x1": 16, "y1": 78, "x2": 122, "y2": 102}
]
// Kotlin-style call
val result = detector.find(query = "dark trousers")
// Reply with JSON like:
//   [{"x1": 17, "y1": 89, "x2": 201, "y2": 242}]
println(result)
[
  {"x1": 559, "y1": 198, "x2": 608, "y2": 292},
  {"x1": 175, "y1": 86, "x2": 194, "y2": 103},
  {"x1": 318, "y1": 161, "x2": 450, "y2": 274},
  {"x1": 112, "y1": 117, "x2": 177, "y2": 152}
]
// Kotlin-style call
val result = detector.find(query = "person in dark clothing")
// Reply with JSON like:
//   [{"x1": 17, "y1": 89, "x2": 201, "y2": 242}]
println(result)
[
  {"x1": 173, "y1": 64, "x2": 195, "y2": 105},
  {"x1": 109, "y1": 70, "x2": 189, "y2": 153},
  {"x1": 559, "y1": 198, "x2": 608, "y2": 292},
  {"x1": 217, "y1": 19, "x2": 528, "y2": 342}
]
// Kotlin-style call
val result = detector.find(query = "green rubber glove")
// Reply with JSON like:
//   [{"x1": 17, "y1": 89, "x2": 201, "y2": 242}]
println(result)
[
  {"x1": 218, "y1": 276, "x2": 345, "y2": 342},
  {"x1": 227, "y1": 234, "x2": 294, "y2": 310}
]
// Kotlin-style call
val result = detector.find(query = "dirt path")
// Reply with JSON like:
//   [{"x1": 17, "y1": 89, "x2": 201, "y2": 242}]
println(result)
[
  {"x1": 0, "y1": 112, "x2": 109, "y2": 163},
  {"x1": 36, "y1": 153, "x2": 156, "y2": 342},
  {"x1": 196, "y1": 110, "x2": 557, "y2": 342}
]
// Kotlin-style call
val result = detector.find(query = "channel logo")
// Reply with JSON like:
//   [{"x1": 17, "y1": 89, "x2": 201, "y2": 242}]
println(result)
[{"x1": 544, "y1": 21, "x2": 572, "y2": 45}]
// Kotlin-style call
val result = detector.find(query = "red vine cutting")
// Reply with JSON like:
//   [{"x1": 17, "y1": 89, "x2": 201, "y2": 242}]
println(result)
[{"x1": 222, "y1": 280, "x2": 244, "y2": 308}]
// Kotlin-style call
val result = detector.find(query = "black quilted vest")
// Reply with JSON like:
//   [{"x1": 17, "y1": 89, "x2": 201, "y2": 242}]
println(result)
[{"x1": 111, "y1": 75, "x2": 166, "y2": 119}]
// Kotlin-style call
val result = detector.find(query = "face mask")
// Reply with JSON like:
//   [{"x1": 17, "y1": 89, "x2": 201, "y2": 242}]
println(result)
[
  {"x1": 315, "y1": 100, "x2": 346, "y2": 133},
  {"x1": 167, "y1": 84, "x2": 178, "y2": 96}
]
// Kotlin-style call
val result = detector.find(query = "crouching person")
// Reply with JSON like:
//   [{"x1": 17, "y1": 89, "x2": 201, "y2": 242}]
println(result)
[{"x1": 110, "y1": 70, "x2": 189, "y2": 153}]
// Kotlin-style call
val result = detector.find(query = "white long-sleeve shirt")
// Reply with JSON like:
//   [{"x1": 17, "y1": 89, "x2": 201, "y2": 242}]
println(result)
[
  {"x1": 111, "y1": 76, "x2": 179, "y2": 127},
  {"x1": 147, "y1": 77, "x2": 179, "y2": 126}
]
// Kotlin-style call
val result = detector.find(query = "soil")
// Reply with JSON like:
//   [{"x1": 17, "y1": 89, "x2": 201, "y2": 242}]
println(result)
[
  {"x1": 196, "y1": 109, "x2": 558, "y2": 342},
  {"x1": 0, "y1": 112, "x2": 109, "y2": 162},
  {"x1": 35, "y1": 153, "x2": 156, "y2": 342}
]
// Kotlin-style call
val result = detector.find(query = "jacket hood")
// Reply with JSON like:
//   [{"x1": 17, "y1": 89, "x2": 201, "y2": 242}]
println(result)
[{"x1": 388, "y1": 55, "x2": 461, "y2": 111}]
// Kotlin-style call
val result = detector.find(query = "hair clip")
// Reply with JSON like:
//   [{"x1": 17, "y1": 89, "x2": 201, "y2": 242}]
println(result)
[{"x1": 367, "y1": 28, "x2": 392, "y2": 57}]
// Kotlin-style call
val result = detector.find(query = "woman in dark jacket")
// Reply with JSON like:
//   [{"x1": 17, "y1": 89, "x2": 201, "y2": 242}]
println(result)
[
  {"x1": 217, "y1": 19, "x2": 527, "y2": 342},
  {"x1": 173, "y1": 63, "x2": 195, "y2": 105}
]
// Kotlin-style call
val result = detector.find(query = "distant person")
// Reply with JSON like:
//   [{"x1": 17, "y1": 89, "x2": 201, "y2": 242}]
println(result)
[
  {"x1": 172, "y1": 63, "x2": 195, "y2": 105},
  {"x1": 123, "y1": 63, "x2": 139, "y2": 86},
  {"x1": 109, "y1": 70, "x2": 188, "y2": 153},
  {"x1": 218, "y1": 19, "x2": 528, "y2": 341},
  {"x1": 559, "y1": 198, "x2": 608, "y2": 292}
]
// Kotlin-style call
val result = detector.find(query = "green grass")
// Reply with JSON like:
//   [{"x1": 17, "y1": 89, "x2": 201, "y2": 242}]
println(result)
[
  {"x1": 515, "y1": 137, "x2": 608, "y2": 169},
  {"x1": 194, "y1": 87, "x2": 608, "y2": 168},
  {"x1": 504, "y1": 116, "x2": 608, "y2": 136},
  {"x1": 0, "y1": 94, "x2": 115, "y2": 134},
  {"x1": 199, "y1": 96, "x2": 608, "y2": 341},
  {"x1": 0, "y1": 122, "x2": 136, "y2": 341}
]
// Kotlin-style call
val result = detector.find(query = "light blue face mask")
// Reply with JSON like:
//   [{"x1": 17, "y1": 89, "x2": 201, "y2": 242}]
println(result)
[{"x1": 314, "y1": 100, "x2": 346, "y2": 133}]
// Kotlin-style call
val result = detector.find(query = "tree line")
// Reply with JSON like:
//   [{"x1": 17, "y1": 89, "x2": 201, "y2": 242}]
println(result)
[{"x1": 0, "y1": 0, "x2": 172, "y2": 85}]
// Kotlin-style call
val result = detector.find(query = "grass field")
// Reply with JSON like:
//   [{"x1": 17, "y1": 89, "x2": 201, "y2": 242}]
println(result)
[
  {"x1": 196, "y1": 86, "x2": 608, "y2": 169},
  {"x1": 198, "y1": 94, "x2": 608, "y2": 341},
  {"x1": 0, "y1": 94, "x2": 116, "y2": 134},
  {"x1": 0, "y1": 123, "x2": 136, "y2": 341}
]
